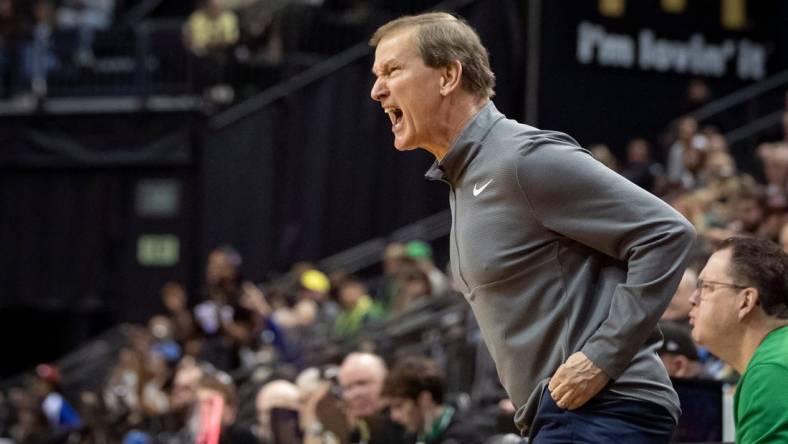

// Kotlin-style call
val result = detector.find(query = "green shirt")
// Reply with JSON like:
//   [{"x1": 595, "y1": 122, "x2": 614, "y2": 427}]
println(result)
[
  {"x1": 734, "y1": 325, "x2": 788, "y2": 444},
  {"x1": 333, "y1": 295, "x2": 383, "y2": 339}
]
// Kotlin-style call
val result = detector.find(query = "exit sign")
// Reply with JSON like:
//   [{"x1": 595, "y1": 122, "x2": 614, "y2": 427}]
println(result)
[{"x1": 137, "y1": 234, "x2": 180, "y2": 266}]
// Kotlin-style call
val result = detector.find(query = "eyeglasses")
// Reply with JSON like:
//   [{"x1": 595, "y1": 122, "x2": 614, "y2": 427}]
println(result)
[{"x1": 694, "y1": 279, "x2": 749, "y2": 297}]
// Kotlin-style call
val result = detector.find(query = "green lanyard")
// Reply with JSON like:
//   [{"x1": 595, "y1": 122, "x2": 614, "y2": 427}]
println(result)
[{"x1": 417, "y1": 406, "x2": 455, "y2": 444}]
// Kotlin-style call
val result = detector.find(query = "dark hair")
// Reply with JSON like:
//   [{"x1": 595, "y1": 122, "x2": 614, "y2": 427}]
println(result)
[
  {"x1": 198, "y1": 372, "x2": 238, "y2": 408},
  {"x1": 381, "y1": 356, "x2": 445, "y2": 404},
  {"x1": 213, "y1": 244, "x2": 242, "y2": 267},
  {"x1": 719, "y1": 236, "x2": 788, "y2": 318},
  {"x1": 338, "y1": 275, "x2": 367, "y2": 291}
]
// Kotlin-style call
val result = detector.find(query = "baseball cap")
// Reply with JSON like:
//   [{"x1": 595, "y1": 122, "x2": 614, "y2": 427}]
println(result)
[
  {"x1": 300, "y1": 269, "x2": 330, "y2": 293},
  {"x1": 35, "y1": 364, "x2": 61, "y2": 384},
  {"x1": 405, "y1": 240, "x2": 432, "y2": 259},
  {"x1": 658, "y1": 322, "x2": 699, "y2": 361}
]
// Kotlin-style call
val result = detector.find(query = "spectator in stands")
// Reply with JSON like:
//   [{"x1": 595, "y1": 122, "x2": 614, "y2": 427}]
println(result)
[
  {"x1": 390, "y1": 264, "x2": 432, "y2": 316},
  {"x1": 21, "y1": 0, "x2": 58, "y2": 96},
  {"x1": 660, "y1": 269, "x2": 697, "y2": 326},
  {"x1": 148, "y1": 315, "x2": 182, "y2": 364},
  {"x1": 667, "y1": 116, "x2": 707, "y2": 190},
  {"x1": 781, "y1": 222, "x2": 788, "y2": 253},
  {"x1": 382, "y1": 355, "x2": 484, "y2": 444},
  {"x1": 375, "y1": 242, "x2": 407, "y2": 311},
  {"x1": 140, "y1": 352, "x2": 171, "y2": 418},
  {"x1": 254, "y1": 379, "x2": 302, "y2": 443},
  {"x1": 233, "y1": 280, "x2": 296, "y2": 365},
  {"x1": 194, "y1": 245, "x2": 257, "y2": 371},
  {"x1": 333, "y1": 277, "x2": 384, "y2": 338},
  {"x1": 404, "y1": 240, "x2": 449, "y2": 297},
  {"x1": 621, "y1": 138, "x2": 663, "y2": 192},
  {"x1": 183, "y1": 0, "x2": 239, "y2": 102},
  {"x1": 188, "y1": 372, "x2": 259, "y2": 444},
  {"x1": 56, "y1": 0, "x2": 115, "y2": 66},
  {"x1": 270, "y1": 268, "x2": 335, "y2": 332},
  {"x1": 204, "y1": 245, "x2": 243, "y2": 302},
  {"x1": 700, "y1": 150, "x2": 737, "y2": 187},
  {"x1": 706, "y1": 132, "x2": 729, "y2": 154},
  {"x1": 224, "y1": 0, "x2": 289, "y2": 65},
  {"x1": 657, "y1": 322, "x2": 703, "y2": 379},
  {"x1": 303, "y1": 352, "x2": 405, "y2": 444},
  {"x1": 168, "y1": 358, "x2": 205, "y2": 430},
  {"x1": 588, "y1": 143, "x2": 618, "y2": 171},
  {"x1": 0, "y1": 0, "x2": 17, "y2": 47},
  {"x1": 103, "y1": 347, "x2": 144, "y2": 428},
  {"x1": 680, "y1": 78, "x2": 711, "y2": 114},
  {"x1": 75, "y1": 391, "x2": 111, "y2": 444},
  {"x1": 11, "y1": 393, "x2": 51, "y2": 444},
  {"x1": 33, "y1": 364, "x2": 82, "y2": 435},
  {"x1": 669, "y1": 191, "x2": 713, "y2": 237},
  {"x1": 161, "y1": 281, "x2": 196, "y2": 351},
  {"x1": 184, "y1": 0, "x2": 240, "y2": 57},
  {"x1": 336, "y1": 352, "x2": 389, "y2": 426},
  {"x1": 758, "y1": 141, "x2": 788, "y2": 208},
  {"x1": 689, "y1": 236, "x2": 788, "y2": 444},
  {"x1": 728, "y1": 190, "x2": 766, "y2": 236},
  {"x1": 0, "y1": 0, "x2": 24, "y2": 97}
]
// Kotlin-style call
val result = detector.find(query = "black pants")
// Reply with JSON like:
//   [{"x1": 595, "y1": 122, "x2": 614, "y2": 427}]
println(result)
[{"x1": 529, "y1": 388, "x2": 675, "y2": 443}]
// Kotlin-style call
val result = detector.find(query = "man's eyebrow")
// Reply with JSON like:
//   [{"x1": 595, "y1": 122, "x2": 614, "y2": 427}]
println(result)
[{"x1": 371, "y1": 59, "x2": 395, "y2": 76}]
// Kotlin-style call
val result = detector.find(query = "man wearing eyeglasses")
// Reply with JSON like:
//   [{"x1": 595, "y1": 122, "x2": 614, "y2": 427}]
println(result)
[{"x1": 689, "y1": 236, "x2": 788, "y2": 444}]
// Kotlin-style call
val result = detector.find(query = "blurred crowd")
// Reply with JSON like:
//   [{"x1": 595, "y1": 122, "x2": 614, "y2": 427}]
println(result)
[
  {"x1": 0, "y1": 0, "x2": 388, "y2": 101},
  {"x1": 0, "y1": 239, "x2": 473, "y2": 444},
  {"x1": 0, "y1": 0, "x2": 115, "y2": 96},
  {"x1": 1, "y1": 79, "x2": 787, "y2": 444}
]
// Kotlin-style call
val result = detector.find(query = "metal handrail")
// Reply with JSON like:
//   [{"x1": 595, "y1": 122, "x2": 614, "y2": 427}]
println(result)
[
  {"x1": 118, "y1": 0, "x2": 165, "y2": 28},
  {"x1": 724, "y1": 109, "x2": 785, "y2": 146},
  {"x1": 317, "y1": 209, "x2": 451, "y2": 274},
  {"x1": 210, "y1": 43, "x2": 371, "y2": 130},
  {"x1": 687, "y1": 69, "x2": 788, "y2": 122},
  {"x1": 209, "y1": 0, "x2": 478, "y2": 130}
]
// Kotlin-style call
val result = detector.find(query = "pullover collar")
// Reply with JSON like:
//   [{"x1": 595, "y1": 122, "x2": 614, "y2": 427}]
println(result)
[{"x1": 425, "y1": 101, "x2": 504, "y2": 184}]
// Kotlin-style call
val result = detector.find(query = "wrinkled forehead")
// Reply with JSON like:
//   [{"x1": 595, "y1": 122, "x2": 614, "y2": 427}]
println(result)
[
  {"x1": 372, "y1": 28, "x2": 420, "y2": 73},
  {"x1": 339, "y1": 365, "x2": 384, "y2": 387}
]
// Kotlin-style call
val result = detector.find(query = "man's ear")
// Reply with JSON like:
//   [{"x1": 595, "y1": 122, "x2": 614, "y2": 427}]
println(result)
[
  {"x1": 440, "y1": 60, "x2": 463, "y2": 96},
  {"x1": 737, "y1": 288, "x2": 760, "y2": 321}
]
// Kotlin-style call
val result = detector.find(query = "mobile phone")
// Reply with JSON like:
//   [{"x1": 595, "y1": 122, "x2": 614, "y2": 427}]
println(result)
[
  {"x1": 270, "y1": 407, "x2": 302, "y2": 444},
  {"x1": 316, "y1": 388, "x2": 349, "y2": 442}
]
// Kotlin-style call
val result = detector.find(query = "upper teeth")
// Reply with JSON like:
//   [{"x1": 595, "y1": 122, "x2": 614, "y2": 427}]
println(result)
[{"x1": 385, "y1": 108, "x2": 399, "y2": 125}]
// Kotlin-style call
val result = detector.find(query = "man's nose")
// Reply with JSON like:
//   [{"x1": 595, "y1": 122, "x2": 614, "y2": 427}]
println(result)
[
  {"x1": 371, "y1": 78, "x2": 387, "y2": 102},
  {"x1": 689, "y1": 288, "x2": 699, "y2": 305}
]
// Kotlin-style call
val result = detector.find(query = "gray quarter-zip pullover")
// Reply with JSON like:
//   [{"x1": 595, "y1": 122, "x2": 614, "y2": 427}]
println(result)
[{"x1": 425, "y1": 102, "x2": 695, "y2": 435}]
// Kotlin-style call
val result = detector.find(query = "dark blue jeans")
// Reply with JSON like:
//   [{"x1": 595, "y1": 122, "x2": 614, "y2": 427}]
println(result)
[{"x1": 529, "y1": 388, "x2": 675, "y2": 443}]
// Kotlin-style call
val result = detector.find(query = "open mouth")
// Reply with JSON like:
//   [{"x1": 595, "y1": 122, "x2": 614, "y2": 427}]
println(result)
[{"x1": 385, "y1": 107, "x2": 403, "y2": 128}]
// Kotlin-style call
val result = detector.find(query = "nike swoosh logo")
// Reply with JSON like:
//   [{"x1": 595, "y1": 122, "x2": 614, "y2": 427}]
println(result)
[{"x1": 473, "y1": 179, "x2": 494, "y2": 197}]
